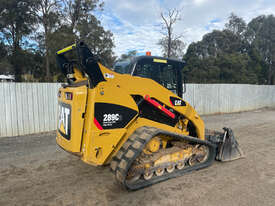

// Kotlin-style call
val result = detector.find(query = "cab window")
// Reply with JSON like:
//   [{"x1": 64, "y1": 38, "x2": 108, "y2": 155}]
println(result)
[
  {"x1": 133, "y1": 59, "x2": 178, "y2": 94},
  {"x1": 114, "y1": 60, "x2": 133, "y2": 74}
]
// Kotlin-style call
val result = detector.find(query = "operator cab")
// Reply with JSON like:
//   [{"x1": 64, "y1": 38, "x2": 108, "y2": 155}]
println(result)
[{"x1": 114, "y1": 56, "x2": 185, "y2": 97}]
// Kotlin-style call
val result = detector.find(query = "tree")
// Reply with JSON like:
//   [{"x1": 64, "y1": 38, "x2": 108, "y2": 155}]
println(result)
[
  {"x1": 158, "y1": 37, "x2": 185, "y2": 59},
  {"x1": 0, "y1": 42, "x2": 8, "y2": 59},
  {"x1": 0, "y1": 42, "x2": 13, "y2": 74},
  {"x1": 61, "y1": 0, "x2": 103, "y2": 33},
  {"x1": 0, "y1": 0, "x2": 115, "y2": 82},
  {"x1": 118, "y1": 50, "x2": 138, "y2": 61},
  {"x1": 184, "y1": 14, "x2": 260, "y2": 84},
  {"x1": 77, "y1": 14, "x2": 115, "y2": 67},
  {"x1": 58, "y1": 0, "x2": 115, "y2": 67},
  {"x1": 39, "y1": 0, "x2": 115, "y2": 80},
  {"x1": 158, "y1": 8, "x2": 185, "y2": 58},
  {"x1": 225, "y1": 13, "x2": 247, "y2": 36},
  {"x1": 34, "y1": 0, "x2": 61, "y2": 81},
  {"x1": 0, "y1": 0, "x2": 36, "y2": 81},
  {"x1": 44, "y1": 25, "x2": 76, "y2": 81},
  {"x1": 246, "y1": 15, "x2": 275, "y2": 84}
]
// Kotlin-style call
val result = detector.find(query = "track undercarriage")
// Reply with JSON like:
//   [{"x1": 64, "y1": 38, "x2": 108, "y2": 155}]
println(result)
[
  {"x1": 127, "y1": 138, "x2": 210, "y2": 182},
  {"x1": 110, "y1": 127, "x2": 222, "y2": 190}
]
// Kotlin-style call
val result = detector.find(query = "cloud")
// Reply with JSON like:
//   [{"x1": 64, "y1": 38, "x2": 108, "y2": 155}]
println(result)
[
  {"x1": 204, "y1": 19, "x2": 222, "y2": 31},
  {"x1": 97, "y1": 0, "x2": 275, "y2": 57},
  {"x1": 103, "y1": 0, "x2": 161, "y2": 25},
  {"x1": 193, "y1": 0, "x2": 208, "y2": 6}
]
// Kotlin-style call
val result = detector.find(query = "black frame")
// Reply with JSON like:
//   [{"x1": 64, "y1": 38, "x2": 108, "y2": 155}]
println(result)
[
  {"x1": 56, "y1": 42, "x2": 105, "y2": 88},
  {"x1": 130, "y1": 56, "x2": 185, "y2": 98}
]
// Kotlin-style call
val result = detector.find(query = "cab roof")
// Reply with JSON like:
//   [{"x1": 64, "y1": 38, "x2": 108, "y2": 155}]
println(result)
[{"x1": 132, "y1": 55, "x2": 185, "y2": 64}]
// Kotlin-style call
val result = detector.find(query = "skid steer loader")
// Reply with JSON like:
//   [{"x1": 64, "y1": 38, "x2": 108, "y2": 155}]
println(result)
[{"x1": 56, "y1": 42, "x2": 243, "y2": 190}]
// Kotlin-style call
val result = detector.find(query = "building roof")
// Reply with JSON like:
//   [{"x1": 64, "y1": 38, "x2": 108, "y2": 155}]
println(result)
[{"x1": 0, "y1": 75, "x2": 15, "y2": 80}]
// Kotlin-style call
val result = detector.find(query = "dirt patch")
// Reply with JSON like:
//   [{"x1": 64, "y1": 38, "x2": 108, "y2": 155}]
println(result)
[{"x1": 1, "y1": 108, "x2": 275, "y2": 206}]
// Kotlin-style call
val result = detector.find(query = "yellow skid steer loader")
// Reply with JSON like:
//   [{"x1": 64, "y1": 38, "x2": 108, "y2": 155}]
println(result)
[{"x1": 56, "y1": 42, "x2": 243, "y2": 190}]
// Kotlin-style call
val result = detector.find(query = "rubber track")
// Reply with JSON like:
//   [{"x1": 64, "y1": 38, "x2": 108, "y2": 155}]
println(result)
[{"x1": 110, "y1": 126, "x2": 217, "y2": 190}]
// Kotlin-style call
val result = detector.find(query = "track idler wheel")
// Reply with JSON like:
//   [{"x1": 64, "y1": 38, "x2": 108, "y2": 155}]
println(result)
[
  {"x1": 176, "y1": 162, "x2": 185, "y2": 170},
  {"x1": 166, "y1": 165, "x2": 175, "y2": 173},
  {"x1": 155, "y1": 168, "x2": 165, "y2": 176},
  {"x1": 188, "y1": 155, "x2": 197, "y2": 166},
  {"x1": 143, "y1": 171, "x2": 153, "y2": 180},
  {"x1": 189, "y1": 145, "x2": 209, "y2": 166}
]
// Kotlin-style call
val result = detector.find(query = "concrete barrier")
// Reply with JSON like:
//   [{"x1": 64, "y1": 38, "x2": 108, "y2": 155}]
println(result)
[{"x1": 0, "y1": 83, "x2": 275, "y2": 137}]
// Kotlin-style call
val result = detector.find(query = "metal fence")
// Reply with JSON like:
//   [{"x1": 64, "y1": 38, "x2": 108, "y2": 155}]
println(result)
[
  {"x1": 0, "y1": 83, "x2": 61, "y2": 137},
  {"x1": 1, "y1": 83, "x2": 275, "y2": 137},
  {"x1": 183, "y1": 84, "x2": 275, "y2": 115}
]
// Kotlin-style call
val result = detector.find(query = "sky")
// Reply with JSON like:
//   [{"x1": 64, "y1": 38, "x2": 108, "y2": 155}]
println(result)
[{"x1": 95, "y1": 0, "x2": 275, "y2": 57}]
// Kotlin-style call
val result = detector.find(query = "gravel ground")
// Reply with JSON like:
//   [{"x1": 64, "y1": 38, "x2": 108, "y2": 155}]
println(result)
[{"x1": 0, "y1": 108, "x2": 275, "y2": 206}]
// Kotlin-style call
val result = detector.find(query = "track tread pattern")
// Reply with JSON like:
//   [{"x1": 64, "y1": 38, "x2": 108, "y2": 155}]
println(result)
[{"x1": 110, "y1": 126, "x2": 217, "y2": 190}]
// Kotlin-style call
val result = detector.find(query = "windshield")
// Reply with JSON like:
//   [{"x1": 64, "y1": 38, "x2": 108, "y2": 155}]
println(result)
[
  {"x1": 133, "y1": 58, "x2": 179, "y2": 94},
  {"x1": 114, "y1": 60, "x2": 133, "y2": 74}
]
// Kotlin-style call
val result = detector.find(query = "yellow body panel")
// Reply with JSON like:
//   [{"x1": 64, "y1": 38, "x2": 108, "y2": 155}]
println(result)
[
  {"x1": 98, "y1": 63, "x2": 205, "y2": 140},
  {"x1": 78, "y1": 83, "x2": 138, "y2": 165},
  {"x1": 56, "y1": 62, "x2": 205, "y2": 166},
  {"x1": 57, "y1": 85, "x2": 87, "y2": 153},
  {"x1": 81, "y1": 129, "x2": 127, "y2": 165},
  {"x1": 72, "y1": 68, "x2": 87, "y2": 83}
]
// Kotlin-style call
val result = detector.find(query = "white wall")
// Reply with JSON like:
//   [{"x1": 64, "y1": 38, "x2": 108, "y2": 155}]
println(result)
[
  {"x1": 183, "y1": 84, "x2": 275, "y2": 114},
  {"x1": 0, "y1": 83, "x2": 275, "y2": 137},
  {"x1": 0, "y1": 83, "x2": 61, "y2": 137}
]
